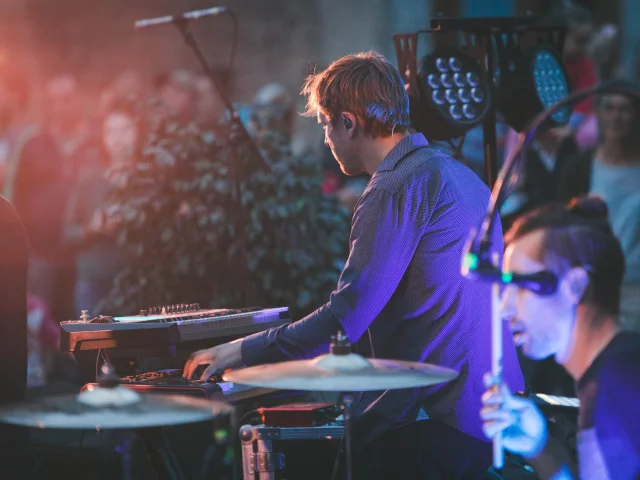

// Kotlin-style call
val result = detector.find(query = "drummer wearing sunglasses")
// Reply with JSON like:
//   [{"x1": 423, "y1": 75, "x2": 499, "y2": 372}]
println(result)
[{"x1": 481, "y1": 196, "x2": 640, "y2": 480}]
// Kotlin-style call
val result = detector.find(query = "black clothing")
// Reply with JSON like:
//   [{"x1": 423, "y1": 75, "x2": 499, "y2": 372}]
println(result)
[{"x1": 576, "y1": 332, "x2": 640, "y2": 479}]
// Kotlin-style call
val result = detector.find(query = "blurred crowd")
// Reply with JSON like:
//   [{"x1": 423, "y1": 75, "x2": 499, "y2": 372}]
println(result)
[
  {"x1": 0, "y1": 62, "x2": 363, "y2": 389},
  {"x1": 0, "y1": 2, "x2": 637, "y2": 398},
  {"x1": 498, "y1": 4, "x2": 640, "y2": 337}
]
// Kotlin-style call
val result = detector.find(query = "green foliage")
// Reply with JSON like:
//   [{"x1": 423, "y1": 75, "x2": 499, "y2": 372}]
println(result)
[{"x1": 99, "y1": 102, "x2": 351, "y2": 319}]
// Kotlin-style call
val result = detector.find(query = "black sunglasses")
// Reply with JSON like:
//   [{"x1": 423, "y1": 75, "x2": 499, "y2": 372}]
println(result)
[{"x1": 463, "y1": 253, "x2": 558, "y2": 295}]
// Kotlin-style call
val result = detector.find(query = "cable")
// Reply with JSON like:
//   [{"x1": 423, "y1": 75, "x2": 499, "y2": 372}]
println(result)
[
  {"x1": 237, "y1": 408, "x2": 262, "y2": 426},
  {"x1": 95, "y1": 349, "x2": 102, "y2": 380},
  {"x1": 80, "y1": 429, "x2": 88, "y2": 449},
  {"x1": 331, "y1": 433, "x2": 346, "y2": 480}
]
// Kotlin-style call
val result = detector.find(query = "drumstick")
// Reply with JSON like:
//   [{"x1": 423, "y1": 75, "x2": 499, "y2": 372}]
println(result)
[{"x1": 491, "y1": 252, "x2": 504, "y2": 470}]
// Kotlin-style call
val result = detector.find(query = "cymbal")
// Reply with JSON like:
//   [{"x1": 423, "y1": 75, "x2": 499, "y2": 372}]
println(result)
[
  {"x1": 0, "y1": 385, "x2": 231, "y2": 430},
  {"x1": 223, "y1": 353, "x2": 459, "y2": 391}
]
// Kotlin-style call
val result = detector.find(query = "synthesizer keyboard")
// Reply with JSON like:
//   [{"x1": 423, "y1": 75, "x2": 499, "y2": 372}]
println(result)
[{"x1": 60, "y1": 305, "x2": 290, "y2": 352}]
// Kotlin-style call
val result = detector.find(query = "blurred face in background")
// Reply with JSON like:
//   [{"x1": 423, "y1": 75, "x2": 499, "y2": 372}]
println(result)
[
  {"x1": 103, "y1": 112, "x2": 137, "y2": 164},
  {"x1": 160, "y1": 83, "x2": 193, "y2": 118},
  {"x1": 597, "y1": 94, "x2": 636, "y2": 144},
  {"x1": 564, "y1": 21, "x2": 593, "y2": 61},
  {"x1": 46, "y1": 74, "x2": 82, "y2": 132}
]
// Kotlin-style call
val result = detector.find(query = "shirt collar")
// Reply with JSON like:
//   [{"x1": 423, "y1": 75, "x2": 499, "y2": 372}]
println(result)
[{"x1": 376, "y1": 133, "x2": 429, "y2": 173}]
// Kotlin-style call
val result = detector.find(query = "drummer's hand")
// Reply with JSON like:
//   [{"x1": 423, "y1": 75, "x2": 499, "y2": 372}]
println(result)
[
  {"x1": 183, "y1": 338, "x2": 244, "y2": 381},
  {"x1": 480, "y1": 373, "x2": 548, "y2": 458}
]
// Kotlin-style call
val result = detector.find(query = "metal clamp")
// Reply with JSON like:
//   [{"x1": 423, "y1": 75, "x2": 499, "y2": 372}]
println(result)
[{"x1": 249, "y1": 453, "x2": 285, "y2": 474}]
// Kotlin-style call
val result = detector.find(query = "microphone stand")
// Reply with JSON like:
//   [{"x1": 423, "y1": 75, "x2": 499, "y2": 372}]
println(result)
[{"x1": 171, "y1": 18, "x2": 268, "y2": 306}]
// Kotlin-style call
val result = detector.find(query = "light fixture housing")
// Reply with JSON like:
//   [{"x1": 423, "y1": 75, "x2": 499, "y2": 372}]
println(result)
[
  {"x1": 497, "y1": 44, "x2": 572, "y2": 132},
  {"x1": 410, "y1": 46, "x2": 492, "y2": 140}
]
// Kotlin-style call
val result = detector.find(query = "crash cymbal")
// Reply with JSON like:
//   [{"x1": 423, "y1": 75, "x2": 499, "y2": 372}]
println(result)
[
  {"x1": 0, "y1": 384, "x2": 231, "y2": 430},
  {"x1": 223, "y1": 352, "x2": 458, "y2": 392}
]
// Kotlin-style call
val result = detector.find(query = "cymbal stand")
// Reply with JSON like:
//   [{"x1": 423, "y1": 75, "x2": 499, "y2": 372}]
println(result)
[
  {"x1": 95, "y1": 365, "x2": 186, "y2": 480},
  {"x1": 341, "y1": 393, "x2": 354, "y2": 480},
  {"x1": 330, "y1": 332, "x2": 356, "y2": 480}
]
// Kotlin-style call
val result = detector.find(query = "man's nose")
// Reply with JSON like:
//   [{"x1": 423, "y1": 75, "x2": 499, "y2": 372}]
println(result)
[{"x1": 500, "y1": 284, "x2": 518, "y2": 321}]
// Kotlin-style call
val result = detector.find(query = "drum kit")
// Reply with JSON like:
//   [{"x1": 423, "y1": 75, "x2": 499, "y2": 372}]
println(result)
[{"x1": 0, "y1": 332, "x2": 458, "y2": 480}]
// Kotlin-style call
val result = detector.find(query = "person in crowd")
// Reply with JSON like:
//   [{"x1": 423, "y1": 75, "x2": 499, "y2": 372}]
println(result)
[
  {"x1": 589, "y1": 24, "x2": 622, "y2": 83},
  {"x1": 447, "y1": 123, "x2": 509, "y2": 183},
  {"x1": 481, "y1": 197, "x2": 640, "y2": 480},
  {"x1": 570, "y1": 23, "x2": 624, "y2": 151},
  {"x1": 556, "y1": 2, "x2": 598, "y2": 122},
  {"x1": 556, "y1": 83, "x2": 640, "y2": 331},
  {"x1": 0, "y1": 67, "x2": 38, "y2": 193},
  {"x1": 154, "y1": 69, "x2": 198, "y2": 123},
  {"x1": 501, "y1": 125, "x2": 578, "y2": 228},
  {"x1": 502, "y1": 2, "x2": 599, "y2": 160},
  {"x1": 98, "y1": 70, "x2": 145, "y2": 115},
  {"x1": 8, "y1": 74, "x2": 97, "y2": 322},
  {"x1": 0, "y1": 193, "x2": 28, "y2": 403},
  {"x1": 183, "y1": 51, "x2": 524, "y2": 479},
  {"x1": 193, "y1": 73, "x2": 225, "y2": 126},
  {"x1": 251, "y1": 82, "x2": 294, "y2": 136},
  {"x1": 0, "y1": 194, "x2": 29, "y2": 462},
  {"x1": 61, "y1": 102, "x2": 137, "y2": 315},
  {"x1": 25, "y1": 296, "x2": 59, "y2": 388}
]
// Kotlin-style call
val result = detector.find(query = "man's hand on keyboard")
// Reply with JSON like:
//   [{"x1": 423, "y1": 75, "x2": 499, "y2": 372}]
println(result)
[{"x1": 183, "y1": 338, "x2": 244, "y2": 381}]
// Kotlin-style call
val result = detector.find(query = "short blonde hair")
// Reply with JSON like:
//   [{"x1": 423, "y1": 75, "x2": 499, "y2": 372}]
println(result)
[{"x1": 301, "y1": 51, "x2": 410, "y2": 138}]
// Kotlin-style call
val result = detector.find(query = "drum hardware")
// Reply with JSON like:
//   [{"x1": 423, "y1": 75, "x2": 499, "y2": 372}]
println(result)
[
  {"x1": 224, "y1": 331, "x2": 459, "y2": 480},
  {"x1": 0, "y1": 365, "x2": 232, "y2": 480}
]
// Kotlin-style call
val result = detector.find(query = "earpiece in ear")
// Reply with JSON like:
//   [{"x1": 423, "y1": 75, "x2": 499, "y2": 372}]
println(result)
[{"x1": 343, "y1": 117, "x2": 353, "y2": 130}]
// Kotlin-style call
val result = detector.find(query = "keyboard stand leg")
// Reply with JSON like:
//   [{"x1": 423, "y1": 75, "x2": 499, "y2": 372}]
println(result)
[{"x1": 138, "y1": 427, "x2": 186, "y2": 480}]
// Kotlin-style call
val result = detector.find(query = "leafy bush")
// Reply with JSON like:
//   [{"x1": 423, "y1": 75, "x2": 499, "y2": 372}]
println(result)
[{"x1": 99, "y1": 103, "x2": 351, "y2": 320}]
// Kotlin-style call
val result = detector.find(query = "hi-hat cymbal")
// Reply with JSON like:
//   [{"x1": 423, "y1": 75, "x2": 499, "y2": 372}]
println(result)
[
  {"x1": 223, "y1": 353, "x2": 459, "y2": 391},
  {"x1": 0, "y1": 385, "x2": 231, "y2": 430}
]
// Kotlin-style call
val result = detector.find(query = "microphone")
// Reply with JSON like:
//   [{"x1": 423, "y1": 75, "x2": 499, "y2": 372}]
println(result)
[{"x1": 134, "y1": 7, "x2": 228, "y2": 29}]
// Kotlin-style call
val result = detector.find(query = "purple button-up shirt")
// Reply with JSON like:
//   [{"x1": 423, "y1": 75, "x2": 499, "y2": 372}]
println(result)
[{"x1": 242, "y1": 133, "x2": 523, "y2": 445}]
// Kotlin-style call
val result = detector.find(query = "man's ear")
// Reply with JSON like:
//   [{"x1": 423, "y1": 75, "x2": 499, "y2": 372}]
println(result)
[
  {"x1": 560, "y1": 267, "x2": 590, "y2": 306},
  {"x1": 340, "y1": 112, "x2": 357, "y2": 138}
]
